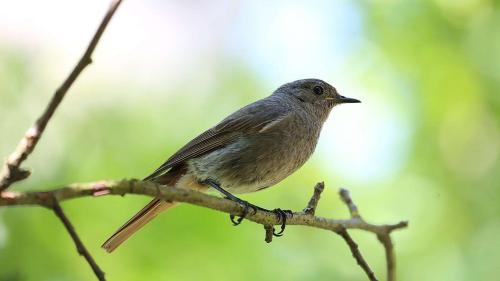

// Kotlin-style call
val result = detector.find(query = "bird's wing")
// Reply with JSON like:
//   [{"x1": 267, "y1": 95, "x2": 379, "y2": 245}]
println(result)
[{"x1": 143, "y1": 98, "x2": 291, "y2": 181}]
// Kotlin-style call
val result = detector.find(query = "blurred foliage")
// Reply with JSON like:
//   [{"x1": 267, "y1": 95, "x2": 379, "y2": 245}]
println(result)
[{"x1": 1, "y1": 1, "x2": 499, "y2": 281}]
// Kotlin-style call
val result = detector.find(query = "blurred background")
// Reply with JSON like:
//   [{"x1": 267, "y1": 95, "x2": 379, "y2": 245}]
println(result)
[{"x1": 1, "y1": 0, "x2": 499, "y2": 280}]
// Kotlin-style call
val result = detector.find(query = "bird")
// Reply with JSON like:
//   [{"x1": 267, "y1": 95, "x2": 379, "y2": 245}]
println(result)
[{"x1": 102, "y1": 78, "x2": 360, "y2": 252}]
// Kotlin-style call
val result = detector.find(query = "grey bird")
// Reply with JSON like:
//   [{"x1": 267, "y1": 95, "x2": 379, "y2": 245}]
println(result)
[{"x1": 102, "y1": 78, "x2": 360, "y2": 252}]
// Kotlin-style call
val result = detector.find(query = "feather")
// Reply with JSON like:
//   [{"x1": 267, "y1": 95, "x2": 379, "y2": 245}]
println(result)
[{"x1": 144, "y1": 97, "x2": 291, "y2": 181}]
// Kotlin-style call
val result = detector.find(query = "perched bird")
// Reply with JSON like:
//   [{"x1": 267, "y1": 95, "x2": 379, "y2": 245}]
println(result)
[{"x1": 102, "y1": 79, "x2": 360, "y2": 252}]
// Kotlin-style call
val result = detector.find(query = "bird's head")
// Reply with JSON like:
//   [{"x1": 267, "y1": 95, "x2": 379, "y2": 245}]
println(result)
[{"x1": 275, "y1": 79, "x2": 360, "y2": 120}]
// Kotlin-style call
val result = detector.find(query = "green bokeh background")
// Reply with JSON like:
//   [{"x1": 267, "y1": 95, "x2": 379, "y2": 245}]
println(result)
[{"x1": 1, "y1": 1, "x2": 499, "y2": 281}]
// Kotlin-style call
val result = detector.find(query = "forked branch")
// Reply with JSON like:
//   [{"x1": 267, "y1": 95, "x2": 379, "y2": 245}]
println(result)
[
  {"x1": 0, "y1": 0, "x2": 123, "y2": 191},
  {"x1": 0, "y1": 179, "x2": 408, "y2": 280}
]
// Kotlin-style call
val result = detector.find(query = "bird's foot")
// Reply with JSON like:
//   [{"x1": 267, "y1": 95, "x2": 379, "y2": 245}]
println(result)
[
  {"x1": 272, "y1": 208, "x2": 293, "y2": 237},
  {"x1": 202, "y1": 179, "x2": 260, "y2": 226},
  {"x1": 227, "y1": 197, "x2": 259, "y2": 226},
  {"x1": 202, "y1": 178, "x2": 292, "y2": 229}
]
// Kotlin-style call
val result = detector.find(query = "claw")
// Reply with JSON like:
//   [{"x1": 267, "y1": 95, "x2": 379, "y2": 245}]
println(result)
[
  {"x1": 230, "y1": 200, "x2": 258, "y2": 226},
  {"x1": 272, "y1": 208, "x2": 292, "y2": 237},
  {"x1": 230, "y1": 214, "x2": 243, "y2": 225}
]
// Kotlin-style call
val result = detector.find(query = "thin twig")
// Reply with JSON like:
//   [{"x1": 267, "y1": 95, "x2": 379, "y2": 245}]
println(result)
[
  {"x1": 264, "y1": 225, "x2": 274, "y2": 243},
  {"x1": 337, "y1": 227, "x2": 378, "y2": 281},
  {"x1": 303, "y1": 182, "x2": 325, "y2": 215},
  {"x1": 52, "y1": 199, "x2": 106, "y2": 281},
  {"x1": 303, "y1": 183, "x2": 380, "y2": 280},
  {"x1": 0, "y1": 1, "x2": 123, "y2": 280},
  {"x1": 378, "y1": 234, "x2": 396, "y2": 281},
  {"x1": 0, "y1": 0, "x2": 123, "y2": 191},
  {"x1": 339, "y1": 188, "x2": 361, "y2": 218},
  {"x1": 336, "y1": 188, "x2": 377, "y2": 280},
  {"x1": 338, "y1": 188, "x2": 407, "y2": 281}
]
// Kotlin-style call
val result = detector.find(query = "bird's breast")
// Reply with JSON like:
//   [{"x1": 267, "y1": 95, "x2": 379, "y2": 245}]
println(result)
[{"x1": 188, "y1": 114, "x2": 323, "y2": 194}]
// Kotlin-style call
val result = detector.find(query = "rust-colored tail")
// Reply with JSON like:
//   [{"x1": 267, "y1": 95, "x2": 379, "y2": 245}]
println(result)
[{"x1": 102, "y1": 199, "x2": 177, "y2": 253}]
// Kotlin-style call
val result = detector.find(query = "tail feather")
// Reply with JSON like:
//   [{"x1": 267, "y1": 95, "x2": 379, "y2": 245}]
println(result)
[{"x1": 102, "y1": 198, "x2": 177, "y2": 253}]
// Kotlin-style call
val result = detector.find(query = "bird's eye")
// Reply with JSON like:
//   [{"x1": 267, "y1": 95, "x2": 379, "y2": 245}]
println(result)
[{"x1": 313, "y1": 86, "x2": 323, "y2": 95}]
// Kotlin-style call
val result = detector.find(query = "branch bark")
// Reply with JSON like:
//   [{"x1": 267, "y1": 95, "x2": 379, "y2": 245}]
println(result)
[
  {"x1": 52, "y1": 200, "x2": 106, "y2": 281},
  {"x1": 0, "y1": 179, "x2": 408, "y2": 280},
  {"x1": 339, "y1": 187, "x2": 405, "y2": 281},
  {"x1": 0, "y1": 0, "x2": 123, "y2": 191},
  {"x1": 0, "y1": 1, "x2": 123, "y2": 280},
  {"x1": 378, "y1": 234, "x2": 396, "y2": 281},
  {"x1": 0, "y1": 180, "x2": 408, "y2": 236},
  {"x1": 303, "y1": 181, "x2": 324, "y2": 215},
  {"x1": 337, "y1": 228, "x2": 377, "y2": 281}
]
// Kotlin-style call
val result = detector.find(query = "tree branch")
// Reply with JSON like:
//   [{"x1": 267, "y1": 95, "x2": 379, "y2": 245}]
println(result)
[
  {"x1": 0, "y1": 179, "x2": 407, "y2": 280},
  {"x1": 0, "y1": 1, "x2": 123, "y2": 280},
  {"x1": 337, "y1": 227, "x2": 378, "y2": 281},
  {"x1": 304, "y1": 183, "x2": 377, "y2": 280},
  {"x1": 51, "y1": 199, "x2": 106, "y2": 281},
  {"x1": 378, "y1": 234, "x2": 396, "y2": 281},
  {"x1": 0, "y1": 180, "x2": 408, "y2": 235},
  {"x1": 0, "y1": 0, "x2": 123, "y2": 191},
  {"x1": 263, "y1": 224, "x2": 275, "y2": 243},
  {"x1": 339, "y1": 187, "x2": 407, "y2": 280},
  {"x1": 340, "y1": 188, "x2": 361, "y2": 219},
  {"x1": 303, "y1": 181, "x2": 324, "y2": 215}
]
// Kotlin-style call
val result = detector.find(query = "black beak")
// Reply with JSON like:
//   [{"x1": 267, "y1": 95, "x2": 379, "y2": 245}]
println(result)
[{"x1": 338, "y1": 95, "x2": 361, "y2": 104}]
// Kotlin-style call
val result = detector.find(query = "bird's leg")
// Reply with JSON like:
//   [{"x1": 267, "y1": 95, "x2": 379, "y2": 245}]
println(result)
[
  {"x1": 203, "y1": 179, "x2": 260, "y2": 225},
  {"x1": 203, "y1": 179, "x2": 293, "y2": 235}
]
